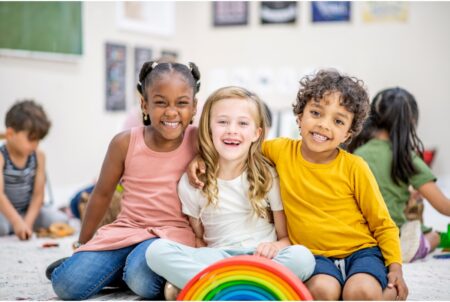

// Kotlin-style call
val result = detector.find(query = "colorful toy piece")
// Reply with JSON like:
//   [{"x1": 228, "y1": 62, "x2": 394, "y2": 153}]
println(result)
[
  {"x1": 177, "y1": 255, "x2": 313, "y2": 301},
  {"x1": 439, "y1": 223, "x2": 450, "y2": 249}
]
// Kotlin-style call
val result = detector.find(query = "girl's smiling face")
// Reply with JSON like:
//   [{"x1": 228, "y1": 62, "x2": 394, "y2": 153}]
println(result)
[
  {"x1": 210, "y1": 98, "x2": 262, "y2": 167},
  {"x1": 142, "y1": 72, "x2": 197, "y2": 146},
  {"x1": 298, "y1": 91, "x2": 353, "y2": 163}
]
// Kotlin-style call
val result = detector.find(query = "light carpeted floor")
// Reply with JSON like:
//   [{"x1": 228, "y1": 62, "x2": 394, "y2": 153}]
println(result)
[{"x1": 0, "y1": 231, "x2": 449, "y2": 301}]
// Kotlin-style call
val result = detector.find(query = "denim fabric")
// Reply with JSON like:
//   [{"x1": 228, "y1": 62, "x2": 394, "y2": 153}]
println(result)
[{"x1": 51, "y1": 238, "x2": 164, "y2": 300}]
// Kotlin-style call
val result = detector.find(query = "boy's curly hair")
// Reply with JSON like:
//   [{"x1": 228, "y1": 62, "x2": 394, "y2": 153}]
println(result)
[
  {"x1": 5, "y1": 100, "x2": 51, "y2": 140},
  {"x1": 293, "y1": 69, "x2": 370, "y2": 138}
]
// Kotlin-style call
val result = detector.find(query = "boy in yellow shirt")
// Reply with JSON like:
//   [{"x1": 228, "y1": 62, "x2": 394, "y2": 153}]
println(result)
[
  {"x1": 262, "y1": 70, "x2": 407, "y2": 300},
  {"x1": 189, "y1": 70, "x2": 408, "y2": 300}
]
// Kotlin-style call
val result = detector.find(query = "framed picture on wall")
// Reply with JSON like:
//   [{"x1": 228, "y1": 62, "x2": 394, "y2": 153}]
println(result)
[
  {"x1": 116, "y1": 2, "x2": 175, "y2": 36},
  {"x1": 160, "y1": 50, "x2": 178, "y2": 61},
  {"x1": 213, "y1": 1, "x2": 249, "y2": 27},
  {"x1": 312, "y1": 2, "x2": 351, "y2": 23},
  {"x1": 105, "y1": 42, "x2": 127, "y2": 111},
  {"x1": 361, "y1": 2, "x2": 408, "y2": 23},
  {"x1": 260, "y1": 1, "x2": 297, "y2": 25},
  {"x1": 134, "y1": 47, "x2": 152, "y2": 90}
]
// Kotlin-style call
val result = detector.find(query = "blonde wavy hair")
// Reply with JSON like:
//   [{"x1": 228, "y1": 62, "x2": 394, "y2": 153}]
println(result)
[{"x1": 198, "y1": 86, "x2": 273, "y2": 219}]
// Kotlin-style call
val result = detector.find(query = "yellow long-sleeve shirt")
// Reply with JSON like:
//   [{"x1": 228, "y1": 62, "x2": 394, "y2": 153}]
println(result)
[{"x1": 263, "y1": 138, "x2": 402, "y2": 266}]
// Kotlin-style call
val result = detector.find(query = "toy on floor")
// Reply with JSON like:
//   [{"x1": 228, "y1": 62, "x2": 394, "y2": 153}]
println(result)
[
  {"x1": 36, "y1": 222, "x2": 75, "y2": 238},
  {"x1": 439, "y1": 223, "x2": 450, "y2": 251},
  {"x1": 177, "y1": 255, "x2": 313, "y2": 301}
]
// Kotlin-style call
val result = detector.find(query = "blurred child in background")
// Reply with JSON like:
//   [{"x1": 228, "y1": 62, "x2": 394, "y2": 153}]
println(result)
[
  {"x1": 349, "y1": 87, "x2": 450, "y2": 262},
  {"x1": 0, "y1": 100, "x2": 67, "y2": 240}
]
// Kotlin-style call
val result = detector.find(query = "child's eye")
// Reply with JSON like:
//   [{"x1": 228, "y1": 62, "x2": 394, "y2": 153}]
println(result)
[
  {"x1": 310, "y1": 110, "x2": 320, "y2": 117},
  {"x1": 239, "y1": 121, "x2": 249, "y2": 126},
  {"x1": 218, "y1": 120, "x2": 228, "y2": 125},
  {"x1": 177, "y1": 101, "x2": 189, "y2": 106},
  {"x1": 154, "y1": 100, "x2": 166, "y2": 106},
  {"x1": 335, "y1": 119, "x2": 345, "y2": 126}
]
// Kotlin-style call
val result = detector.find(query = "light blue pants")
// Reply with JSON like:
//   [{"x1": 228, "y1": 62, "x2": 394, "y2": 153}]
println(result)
[{"x1": 146, "y1": 239, "x2": 316, "y2": 289}]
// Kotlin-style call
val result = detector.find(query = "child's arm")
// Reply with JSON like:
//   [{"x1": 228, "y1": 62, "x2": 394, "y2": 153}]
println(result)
[
  {"x1": 78, "y1": 132, "x2": 129, "y2": 244},
  {"x1": 255, "y1": 210, "x2": 290, "y2": 259},
  {"x1": 23, "y1": 150, "x2": 46, "y2": 230},
  {"x1": 0, "y1": 154, "x2": 32, "y2": 240},
  {"x1": 418, "y1": 181, "x2": 450, "y2": 216},
  {"x1": 387, "y1": 262, "x2": 408, "y2": 300},
  {"x1": 188, "y1": 216, "x2": 206, "y2": 247}
]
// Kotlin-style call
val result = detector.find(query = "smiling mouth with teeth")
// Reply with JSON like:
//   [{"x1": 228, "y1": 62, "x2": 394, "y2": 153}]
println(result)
[
  {"x1": 312, "y1": 132, "x2": 329, "y2": 142},
  {"x1": 223, "y1": 139, "x2": 241, "y2": 146},
  {"x1": 162, "y1": 121, "x2": 180, "y2": 128}
]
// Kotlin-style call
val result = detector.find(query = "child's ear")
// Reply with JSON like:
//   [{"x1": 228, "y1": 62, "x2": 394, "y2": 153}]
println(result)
[
  {"x1": 193, "y1": 97, "x2": 198, "y2": 115},
  {"x1": 343, "y1": 130, "x2": 352, "y2": 143},
  {"x1": 296, "y1": 114, "x2": 303, "y2": 128},
  {"x1": 5, "y1": 127, "x2": 14, "y2": 139},
  {"x1": 252, "y1": 127, "x2": 263, "y2": 142},
  {"x1": 140, "y1": 97, "x2": 147, "y2": 112}
]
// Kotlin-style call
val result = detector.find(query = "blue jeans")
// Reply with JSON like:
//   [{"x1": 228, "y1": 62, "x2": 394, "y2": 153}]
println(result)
[{"x1": 51, "y1": 238, "x2": 164, "y2": 300}]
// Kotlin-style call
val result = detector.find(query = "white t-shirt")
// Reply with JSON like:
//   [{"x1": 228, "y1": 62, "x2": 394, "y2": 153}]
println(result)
[{"x1": 177, "y1": 170, "x2": 283, "y2": 249}]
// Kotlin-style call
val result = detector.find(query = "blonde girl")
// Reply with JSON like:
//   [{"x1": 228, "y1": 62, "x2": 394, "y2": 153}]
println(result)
[{"x1": 146, "y1": 86, "x2": 315, "y2": 299}]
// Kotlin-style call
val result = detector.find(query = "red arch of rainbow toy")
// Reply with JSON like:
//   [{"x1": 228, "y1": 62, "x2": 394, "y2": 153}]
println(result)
[{"x1": 177, "y1": 255, "x2": 313, "y2": 301}]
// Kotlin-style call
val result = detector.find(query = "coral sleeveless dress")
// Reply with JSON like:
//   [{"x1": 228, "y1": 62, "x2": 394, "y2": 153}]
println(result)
[{"x1": 77, "y1": 126, "x2": 197, "y2": 252}]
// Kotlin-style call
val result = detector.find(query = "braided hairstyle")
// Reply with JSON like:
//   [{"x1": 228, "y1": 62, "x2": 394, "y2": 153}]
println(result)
[
  {"x1": 136, "y1": 61, "x2": 201, "y2": 125},
  {"x1": 198, "y1": 86, "x2": 274, "y2": 220},
  {"x1": 348, "y1": 87, "x2": 424, "y2": 185}
]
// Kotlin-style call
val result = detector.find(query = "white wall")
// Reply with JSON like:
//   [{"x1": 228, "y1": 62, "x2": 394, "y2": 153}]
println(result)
[{"x1": 1, "y1": 2, "x2": 450, "y2": 219}]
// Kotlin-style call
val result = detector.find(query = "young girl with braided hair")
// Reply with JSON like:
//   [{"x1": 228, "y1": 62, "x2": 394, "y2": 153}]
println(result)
[
  {"x1": 48, "y1": 61, "x2": 201, "y2": 300},
  {"x1": 146, "y1": 86, "x2": 315, "y2": 299}
]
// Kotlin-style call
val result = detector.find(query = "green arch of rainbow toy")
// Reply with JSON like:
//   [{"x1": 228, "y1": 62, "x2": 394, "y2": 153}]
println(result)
[{"x1": 177, "y1": 255, "x2": 313, "y2": 301}]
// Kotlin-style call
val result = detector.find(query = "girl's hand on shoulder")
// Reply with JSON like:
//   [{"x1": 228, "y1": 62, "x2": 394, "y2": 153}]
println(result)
[
  {"x1": 187, "y1": 155, "x2": 206, "y2": 189},
  {"x1": 255, "y1": 242, "x2": 280, "y2": 259},
  {"x1": 387, "y1": 263, "x2": 408, "y2": 300}
]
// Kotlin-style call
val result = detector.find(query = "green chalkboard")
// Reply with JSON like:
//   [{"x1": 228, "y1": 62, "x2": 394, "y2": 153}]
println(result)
[{"x1": 0, "y1": 2, "x2": 82, "y2": 56}]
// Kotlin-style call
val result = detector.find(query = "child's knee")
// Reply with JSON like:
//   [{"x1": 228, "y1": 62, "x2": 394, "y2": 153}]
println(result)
[
  {"x1": 145, "y1": 238, "x2": 176, "y2": 272},
  {"x1": 342, "y1": 273, "x2": 383, "y2": 300},
  {"x1": 0, "y1": 223, "x2": 11, "y2": 236},
  {"x1": 306, "y1": 274, "x2": 341, "y2": 300},
  {"x1": 278, "y1": 245, "x2": 316, "y2": 281},
  {"x1": 0, "y1": 216, "x2": 11, "y2": 236}
]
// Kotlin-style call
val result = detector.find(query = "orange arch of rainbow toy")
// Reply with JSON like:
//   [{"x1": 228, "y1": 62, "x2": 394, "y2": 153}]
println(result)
[{"x1": 177, "y1": 255, "x2": 313, "y2": 301}]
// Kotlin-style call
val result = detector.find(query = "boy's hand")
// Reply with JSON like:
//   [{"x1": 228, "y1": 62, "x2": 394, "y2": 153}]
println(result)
[
  {"x1": 387, "y1": 263, "x2": 408, "y2": 300},
  {"x1": 13, "y1": 219, "x2": 32, "y2": 240},
  {"x1": 255, "y1": 242, "x2": 280, "y2": 259},
  {"x1": 187, "y1": 155, "x2": 206, "y2": 189}
]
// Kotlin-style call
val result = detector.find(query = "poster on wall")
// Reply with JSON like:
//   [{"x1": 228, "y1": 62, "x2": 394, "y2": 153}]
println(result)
[
  {"x1": 105, "y1": 43, "x2": 127, "y2": 111},
  {"x1": 213, "y1": 1, "x2": 249, "y2": 27},
  {"x1": 116, "y1": 2, "x2": 175, "y2": 36},
  {"x1": 160, "y1": 50, "x2": 178, "y2": 62},
  {"x1": 312, "y1": 2, "x2": 351, "y2": 23},
  {"x1": 260, "y1": 1, "x2": 297, "y2": 25},
  {"x1": 134, "y1": 47, "x2": 152, "y2": 90},
  {"x1": 361, "y1": 2, "x2": 408, "y2": 23}
]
